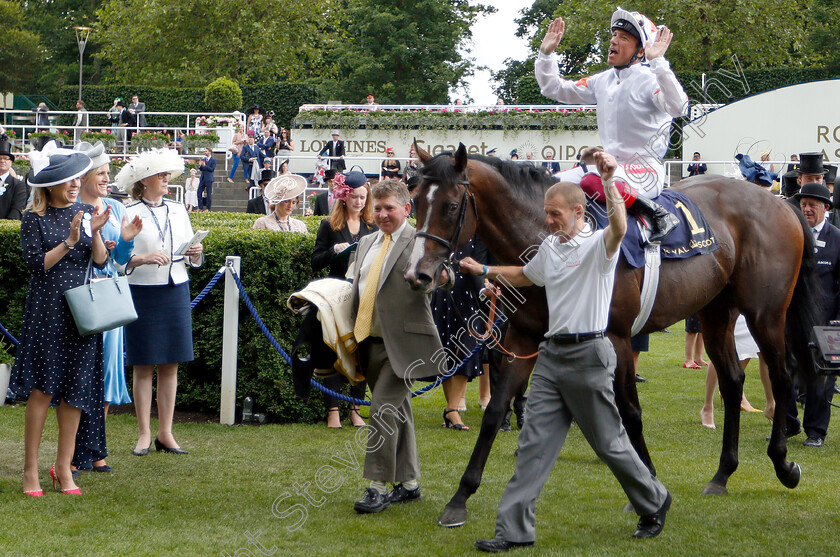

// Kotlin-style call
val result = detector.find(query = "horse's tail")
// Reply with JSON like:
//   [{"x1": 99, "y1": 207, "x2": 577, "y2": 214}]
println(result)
[{"x1": 785, "y1": 209, "x2": 822, "y2": 384}]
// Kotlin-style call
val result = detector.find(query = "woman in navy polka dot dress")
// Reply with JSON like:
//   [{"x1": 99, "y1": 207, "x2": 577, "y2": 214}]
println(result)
[{"x1": 11, "y1": 145, "x2": 110, "y2": 496}]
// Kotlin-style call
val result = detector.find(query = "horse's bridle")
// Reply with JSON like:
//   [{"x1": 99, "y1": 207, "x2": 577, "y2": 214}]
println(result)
[{"x1": 414, "y1": 171, "x2": 478, "y2": 259}]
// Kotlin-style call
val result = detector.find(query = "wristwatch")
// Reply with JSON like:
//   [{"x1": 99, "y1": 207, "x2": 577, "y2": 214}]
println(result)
[{"x1": 62, "y1": 240, "x2": 75, "y2": 250}]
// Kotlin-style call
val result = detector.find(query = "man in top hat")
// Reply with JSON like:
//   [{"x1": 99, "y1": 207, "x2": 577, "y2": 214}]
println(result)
[
  {"x1": 0, "y1": 140, "x2": 27, "y2": 220},
  {"x1": 797, "y1": 152, "x2": 828, "y2": 188},
  {"x1": 312, "y1": 169, "x2": 336, "y2": 216},
  {"x1": 780, "y1": 171, "x2": 801, "y2": 205},
  {"x1": 246, "y1": 169, "x2": 275, "y2": 215},
  {"x1": 321, "y1": 130, "x2": 346, "y2": 172},
  {"x1": 535, "y1": 9, "x2": 688, "y2": 242},
  {"x1": 787, "y1": 182, "x2": 840, "y2": 448}
]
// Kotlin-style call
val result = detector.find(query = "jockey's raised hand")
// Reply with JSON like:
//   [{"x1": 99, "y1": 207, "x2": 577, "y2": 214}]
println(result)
[
  {"x1": 539, "y1": 17, "x2": 566, "y2": 55},
  {"x1": 644, "y1": 26, "x2": 673, "y2": 60}
]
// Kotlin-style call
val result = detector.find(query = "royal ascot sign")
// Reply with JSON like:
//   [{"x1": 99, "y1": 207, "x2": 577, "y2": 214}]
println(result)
[
  {"x1": 683, "y1": 79, "x2": 840, "y2": 166},
  {"x1": 287, "y1": 127, "x2": 602, "y2": 176}
]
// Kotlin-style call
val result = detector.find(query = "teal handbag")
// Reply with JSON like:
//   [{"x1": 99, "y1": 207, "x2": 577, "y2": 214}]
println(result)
[{"x1": 64, "y1": 255, "x2": 138, "y2": 336}]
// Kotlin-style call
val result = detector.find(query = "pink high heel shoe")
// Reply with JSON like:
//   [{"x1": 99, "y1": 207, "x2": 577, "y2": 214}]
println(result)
[
  {"x1": 24, "y1": 489, "x2": 44, "y2": 497},
  {"x1": 50, "y1": 464, "x2": 81, "y2": 495}
]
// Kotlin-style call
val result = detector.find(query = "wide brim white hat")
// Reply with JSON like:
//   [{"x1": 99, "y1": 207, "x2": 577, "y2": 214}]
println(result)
[
  {"x1": 74, "y1": 141, "x2": 110, "y2": 169},
  {"x1": 265, "y1": 174, "x2": 307, "y2": 203},
  {"x1": 114, "y1": 148, "x2": 184, "y2": 192}
]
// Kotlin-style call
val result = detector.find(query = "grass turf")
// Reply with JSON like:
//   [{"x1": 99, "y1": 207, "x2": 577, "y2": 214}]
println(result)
[{"x1": 2, "y1": 325, "x2": 839, "y2": 556}]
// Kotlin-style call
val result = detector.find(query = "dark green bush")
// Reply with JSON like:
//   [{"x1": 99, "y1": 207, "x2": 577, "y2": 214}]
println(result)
[{"x1": 204, "y1": 78, "x2": 243, "y2": 113}]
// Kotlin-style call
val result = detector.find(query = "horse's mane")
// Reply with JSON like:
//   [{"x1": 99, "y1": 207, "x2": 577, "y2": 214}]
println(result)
[{"x1": 422, "y1": 151, "x2": 556, "y2": 202}]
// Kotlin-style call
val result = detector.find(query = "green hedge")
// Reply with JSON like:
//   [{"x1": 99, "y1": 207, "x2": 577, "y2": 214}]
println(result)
[
  {"x1": 0, "y1": 214, "x2": 349, "y2": 424},
  {"x1": 56, "y1": 82, "x2": 321, "y2": 130}
]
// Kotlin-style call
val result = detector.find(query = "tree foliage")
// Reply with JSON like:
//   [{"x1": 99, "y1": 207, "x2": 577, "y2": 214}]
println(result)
[
  {"x1": 0, "y1": 0, "x2": 45, "y2": 93},
  {"x1": 204, "y1": 77, "x2": 243, "y2": 112},
  {"x1": 321, "y1": 0, "x2": 494, "y2": 104},
  {"x1": 94, "y1": 0, "x2": 329, "y2": 87},
  {"x1": 18, "y1": 0, "x2": 104, "y2": 96},
  {"x1": 495, "y1": 0, "x2": 819, "y2": 102},
  {"x1": 808, "y1": 0, "x2": 840, "y2": 71}
]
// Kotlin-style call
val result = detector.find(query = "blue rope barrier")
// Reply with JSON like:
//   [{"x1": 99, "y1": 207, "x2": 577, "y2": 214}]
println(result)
[
  {"x1": 0, "y1": 319, "x2": 19, "y2": 348},
  {"x1": 228, "y1": 266, "x2": 502, "y2": 406},
  {"x1": 191, "y1": 267, "x2": 226, "y2": 309}
]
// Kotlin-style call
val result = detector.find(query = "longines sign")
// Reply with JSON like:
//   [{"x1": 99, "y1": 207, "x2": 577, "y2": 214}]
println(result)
[{"x1": 286, "y1": 127, "x2": 601, "y2": 175}]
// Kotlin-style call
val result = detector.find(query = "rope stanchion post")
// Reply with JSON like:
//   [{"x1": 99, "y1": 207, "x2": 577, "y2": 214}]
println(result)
[{"x1": 220, "y1": 256, "x2": 241, "y2": 425}]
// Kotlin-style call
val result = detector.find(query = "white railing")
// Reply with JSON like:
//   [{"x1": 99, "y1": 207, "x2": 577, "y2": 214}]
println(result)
[
  {"x1": 0, "y1": 109, "x2": 245, "y2": 154},
  {"x1": 298, "y1": 103, "x2": 598, "y2": 113}
]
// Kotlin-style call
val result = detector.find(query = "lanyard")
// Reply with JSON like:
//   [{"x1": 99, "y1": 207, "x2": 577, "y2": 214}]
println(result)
[{"x1": 142, "y1": 199, "x2": 170, "y2": 248}]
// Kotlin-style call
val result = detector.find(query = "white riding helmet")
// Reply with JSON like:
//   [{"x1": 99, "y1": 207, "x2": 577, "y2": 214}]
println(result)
[{"x1": 611, "y1": 7, "x2": 658, "y2": 52}]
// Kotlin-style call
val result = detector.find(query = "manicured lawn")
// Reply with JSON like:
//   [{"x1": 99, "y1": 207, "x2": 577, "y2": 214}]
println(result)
[{"x1": 2, "y1": 326, "x2": 839, "y2": 556}]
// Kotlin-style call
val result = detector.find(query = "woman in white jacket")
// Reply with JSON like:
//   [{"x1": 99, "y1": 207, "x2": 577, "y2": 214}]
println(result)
[{"x1": 115, "y1": 149, "x2": 204, "y2": 456}]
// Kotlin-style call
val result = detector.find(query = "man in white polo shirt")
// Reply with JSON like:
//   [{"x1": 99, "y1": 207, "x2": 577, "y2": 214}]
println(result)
[{"x1": 461, "y1": 151, "x2": 671, "y2": 552}]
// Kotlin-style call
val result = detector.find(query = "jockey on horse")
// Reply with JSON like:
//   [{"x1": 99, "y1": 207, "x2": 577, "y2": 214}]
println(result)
[{"x1": 536, "y1": 8, "x2": 686, "y2": 242}]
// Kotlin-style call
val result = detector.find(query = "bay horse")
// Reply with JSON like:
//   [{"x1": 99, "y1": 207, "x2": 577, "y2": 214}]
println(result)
[{"x1": 404, "y1": 143, "x2": 821, "y2": 528}]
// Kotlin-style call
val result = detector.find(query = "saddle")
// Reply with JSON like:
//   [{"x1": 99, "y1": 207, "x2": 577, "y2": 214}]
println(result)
[
  {"x1": 585, "y1": 189, "x2": 718, "y2": 268},
  {"x1": 586, "y1": 190, "x2": 718, "y2": 335}
]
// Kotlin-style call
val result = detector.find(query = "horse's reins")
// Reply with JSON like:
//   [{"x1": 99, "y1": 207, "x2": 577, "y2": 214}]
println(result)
[{"x1": 416, "y1": 169, "x2": 538, "y2": 361}]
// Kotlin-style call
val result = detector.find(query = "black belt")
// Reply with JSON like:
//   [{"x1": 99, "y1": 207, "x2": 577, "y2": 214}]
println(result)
[{"x1": 548, "y1": 331, "x2": 606, "y2": 345}]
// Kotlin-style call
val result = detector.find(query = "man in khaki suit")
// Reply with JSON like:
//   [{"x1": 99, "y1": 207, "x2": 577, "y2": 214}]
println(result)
[{"x1": 351, "y1": 179, "x2": 447, "y2": 513}]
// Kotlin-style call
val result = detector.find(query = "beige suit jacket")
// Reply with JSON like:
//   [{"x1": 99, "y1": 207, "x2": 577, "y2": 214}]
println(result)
[{"x1": 351, "y1": 225, "x2": 444, "y2": 379}]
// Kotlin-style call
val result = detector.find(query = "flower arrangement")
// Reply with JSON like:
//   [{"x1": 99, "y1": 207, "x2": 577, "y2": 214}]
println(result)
[
  {"x1": 182, "y1": 131, "x2": 220, "y2": 153},
  {"x1": 294, "y1": 107, "x2": 597, "y2": 133},
  {"x1": 81, "y1": 131, "x2": 118, "y2": 148},
  {"x1": 195, "y1": 116, "x2": 239, "y2": 128},
  {"x1": 29, "y1": 131, "x2": 71, "y2": 145},
  {"x1": 108, "y1": 156, "x2": 129, "y2": 172},
  {"x1": 130, "y1": 132, "x2": 171, "y2": 152}
]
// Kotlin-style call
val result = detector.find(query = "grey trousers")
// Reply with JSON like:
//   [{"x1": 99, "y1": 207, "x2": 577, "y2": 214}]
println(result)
[
  {"x1": 495, "y1": 338, "x2": 668, "y2": 543},
  {"x1": 360, "y1": 341, "x2": 420, "y2": 483}
]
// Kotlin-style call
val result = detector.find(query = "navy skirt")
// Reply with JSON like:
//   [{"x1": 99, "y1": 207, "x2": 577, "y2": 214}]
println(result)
[{"x1": 125, "y1": 282, "x2": 194, "y2": 366}]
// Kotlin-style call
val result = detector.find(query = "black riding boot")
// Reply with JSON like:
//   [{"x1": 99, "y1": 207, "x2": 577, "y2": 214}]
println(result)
[{"x1": 628, "y1": 195, "x2": 679, "y2": 243}]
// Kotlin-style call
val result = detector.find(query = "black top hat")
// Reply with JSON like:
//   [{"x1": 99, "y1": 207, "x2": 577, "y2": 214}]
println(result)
[
  {"x1": 780, "y1": 170, "x2": 799, "y2": 197},
  {"x1": 797, "y1": 152, "x2": 829, "y2": 175},
  {"x1": 794, "y1": 182, "x2": 833, "y2": 209},
  {"x1": 259, "y1": 169, "x2": 274, "y2": 184},
  {"x1": 0, "y1": 140, "x2": 15, "y2": 162},
  {"x1": 324, "y1": 169, "x2": 336, "y2": 181},
  {"x1": 826, "y1": 165, "x2": 838, "y2": 187}
]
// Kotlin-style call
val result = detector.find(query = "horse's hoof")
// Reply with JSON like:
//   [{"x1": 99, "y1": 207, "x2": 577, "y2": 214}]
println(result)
[
  {"x1": 438, "y1": 505, "x2": 468, "y2": 528},
  {"x1": 622, "y1": 501, "x2": 635, "y2": 513},
  {"x1": 779, "y1": 462, "x2": 801, "y2": 489},
  {"x1": 701, "y1": 481, "x2": 728, "y2": 495}
]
